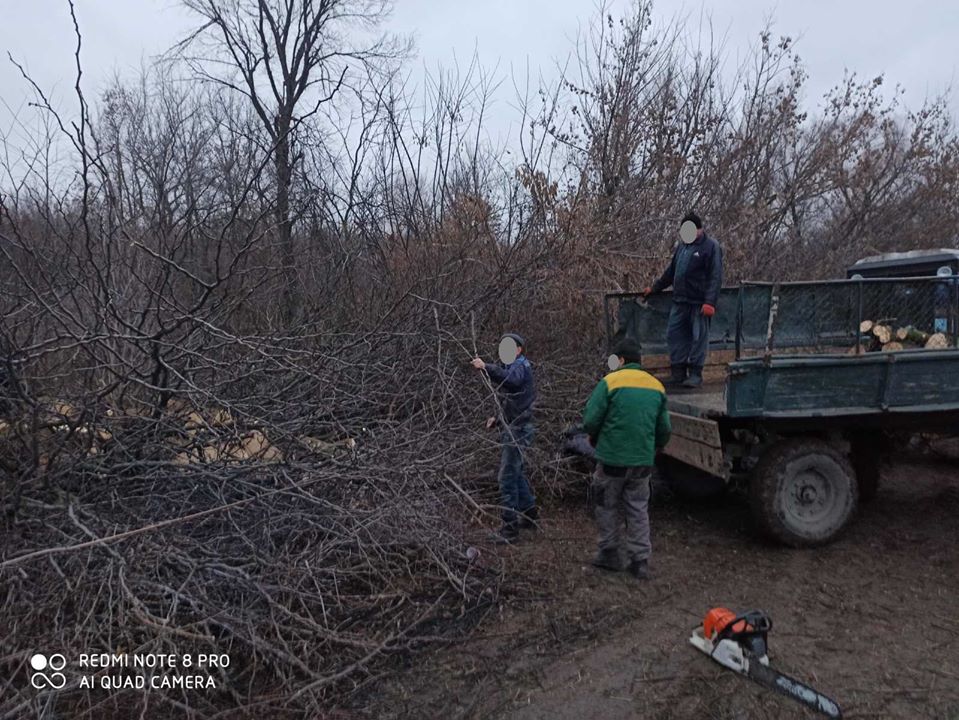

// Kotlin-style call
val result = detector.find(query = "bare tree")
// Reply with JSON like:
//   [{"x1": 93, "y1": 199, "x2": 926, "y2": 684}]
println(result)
[{"x1": 175, "y1": 0, "x2": 407, "y2": 322}]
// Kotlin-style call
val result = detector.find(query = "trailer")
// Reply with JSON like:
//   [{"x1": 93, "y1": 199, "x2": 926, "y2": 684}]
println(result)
[{"x1": 605, "y1": 261, "x2": 959, "y2": 547}]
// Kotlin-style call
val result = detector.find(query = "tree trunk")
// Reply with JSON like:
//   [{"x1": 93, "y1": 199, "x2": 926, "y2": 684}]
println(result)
[{"x1": 275, "y1": 117, "x2": 297, "y2": 325}]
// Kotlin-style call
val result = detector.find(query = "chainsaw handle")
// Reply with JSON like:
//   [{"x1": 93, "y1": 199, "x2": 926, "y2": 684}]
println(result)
[{"x1": 714, "y1": 610, "x2": 772, "y2": 643}]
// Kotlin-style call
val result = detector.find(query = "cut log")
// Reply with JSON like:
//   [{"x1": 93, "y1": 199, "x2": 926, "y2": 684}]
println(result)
[
  {"x1": 882, "y1": 341, "x2": 904, "y2": 352},
  {"x1": 925, "y1": 332, "x2": 951, "y2": 350},
  {"x1": 859, "y1": 320, "x2": 874, "y2": 333},
  {"x1": 183, "y1": 411, "x2": 206, "y2": 435},
  {"x1": 172, "y1": 451, "x2": 193, "y2": 466},
  {"x1": 895, "y1": 326, "x2": 930, "y2": 344},
  {"x1": 240, "y1": 429, "x2": 283, "y2": 462},
  {"x1": 172, "y1": 430, "x2": 283, "y2": 464},
  {"x1": 51, "y1": 401, "x2": 80, "y2": 421},
  {"x1": 872, "y1": 325, "x2": 893, "y2": 345},
  {"x1": 210, "y1": 408, "x2": 235, "y2": 427}
]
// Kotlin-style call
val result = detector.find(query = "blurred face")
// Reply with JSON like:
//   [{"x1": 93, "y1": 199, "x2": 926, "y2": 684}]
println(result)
[
  {"x1": 498, "y1": 336, "x2": 519, "y2": 364},
  {"x1": 680, "y1": 220, "x2": 699, "y2": 244}
]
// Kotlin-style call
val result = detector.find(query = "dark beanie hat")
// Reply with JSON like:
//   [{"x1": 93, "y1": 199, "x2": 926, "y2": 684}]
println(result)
[
  {"x1": 502, "y1": 332, "x2": 526, "y2": 348},
  {"x1": 681, "y1": 211, "x2": 703, "y2": 229},
  {"x1": 614, "y1": 338, "x2": 642, "y2": 364}
]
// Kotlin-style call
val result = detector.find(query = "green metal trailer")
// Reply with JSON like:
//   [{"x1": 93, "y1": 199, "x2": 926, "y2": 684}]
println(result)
[{"x1": 606, "y1": 258, "x2": 959, "y2": 547}]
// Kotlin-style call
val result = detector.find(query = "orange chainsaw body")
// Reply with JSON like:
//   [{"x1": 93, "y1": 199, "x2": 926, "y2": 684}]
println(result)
[{"x1": 703, "y1": 607, "x2": 752, "y2": 640}]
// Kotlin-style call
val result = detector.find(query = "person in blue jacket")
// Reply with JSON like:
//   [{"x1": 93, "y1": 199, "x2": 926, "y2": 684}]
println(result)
[
  {"x1": 472, "y1": 332, "x2": 538, "y2": 544},
  {"x1": 643, "y1": 211, "x2": 723, "y2": 388}
]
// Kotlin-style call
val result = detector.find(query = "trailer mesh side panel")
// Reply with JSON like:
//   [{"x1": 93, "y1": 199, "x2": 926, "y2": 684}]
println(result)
[{"x1": 606, "y1": 277, "x2": 959, "y2": 359}]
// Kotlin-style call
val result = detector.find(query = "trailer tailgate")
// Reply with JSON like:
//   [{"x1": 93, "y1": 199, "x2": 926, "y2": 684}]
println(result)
[{"x1": 663, "y1": 411, "x2": 728, "y2": 479}]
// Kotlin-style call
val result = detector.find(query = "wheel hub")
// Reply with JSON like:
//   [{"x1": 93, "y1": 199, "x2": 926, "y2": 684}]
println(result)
[{"x1": 786, "y1": 469, "x2": 831, "y2": 521}]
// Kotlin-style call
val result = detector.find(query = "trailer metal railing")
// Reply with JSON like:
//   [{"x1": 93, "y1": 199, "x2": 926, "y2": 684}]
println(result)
[{"x1": 605, "y1": 276, "x2": 959, "y2": 360}]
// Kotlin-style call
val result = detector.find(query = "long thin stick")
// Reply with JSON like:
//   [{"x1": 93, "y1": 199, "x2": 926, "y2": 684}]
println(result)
[{"x1": 469, "y1": 311, "x2": 512, "y2": 437}]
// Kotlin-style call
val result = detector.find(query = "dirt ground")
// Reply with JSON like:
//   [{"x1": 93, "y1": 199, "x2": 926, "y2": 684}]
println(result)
[{"x1": 371, "y1": 456, "x2": 959, "y2": 720}]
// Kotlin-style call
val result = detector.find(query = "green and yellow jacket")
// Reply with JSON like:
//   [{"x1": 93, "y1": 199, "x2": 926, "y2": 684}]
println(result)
[{"x1": 582, "y1": 363, "x2": 672, "y2": 467}]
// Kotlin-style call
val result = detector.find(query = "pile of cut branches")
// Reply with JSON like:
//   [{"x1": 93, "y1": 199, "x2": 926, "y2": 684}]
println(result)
[{"x1": 0, "y1": 326, "x2": 516, "y2": 719}]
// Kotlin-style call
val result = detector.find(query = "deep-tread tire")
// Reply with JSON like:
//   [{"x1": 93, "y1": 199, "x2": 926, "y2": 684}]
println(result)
[
  {"x1": 656, "y1": 455, "x2": 727, "y2": 502},
  {"x1": 750, "y1": 438, "x2": 858, "y2": 547}
]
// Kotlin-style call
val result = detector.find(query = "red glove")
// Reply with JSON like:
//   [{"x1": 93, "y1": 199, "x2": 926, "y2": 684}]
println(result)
[
  {"x1": 701, "y1": 303, "x2": 716, "y2": 317},
  {"x1": 641, "y1": 286, "x2": 653, "y2": 298}
]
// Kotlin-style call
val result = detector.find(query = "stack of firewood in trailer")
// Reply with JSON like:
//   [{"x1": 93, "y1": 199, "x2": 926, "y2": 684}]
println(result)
[{"x1": 851, "y1": 320, "x2": 953, "y2": 353}]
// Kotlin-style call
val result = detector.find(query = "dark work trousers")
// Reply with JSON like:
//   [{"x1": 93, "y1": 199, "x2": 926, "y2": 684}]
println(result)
[
  {"x1": 498, "y1": 423, "x2": 536, "y2": 526},
  {"x1": 666, "y1": 302, "x2": 711, "y2": 374},
  {"x1": 592, "y1": 464, "x2": 652, "y2": 562}
]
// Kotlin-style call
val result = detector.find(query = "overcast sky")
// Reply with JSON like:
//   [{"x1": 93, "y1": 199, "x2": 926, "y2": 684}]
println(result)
[{"x1": 1, "y1": 0, "x2": 957, "y2": 149}]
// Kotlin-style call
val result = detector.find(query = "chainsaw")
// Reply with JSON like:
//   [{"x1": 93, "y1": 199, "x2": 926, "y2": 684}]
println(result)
[{"x1": 689, "y1": 608, "x2": 842, "y2": 719}]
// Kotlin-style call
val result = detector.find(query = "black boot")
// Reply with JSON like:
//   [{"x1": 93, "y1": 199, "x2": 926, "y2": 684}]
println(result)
[
  {"x1": 664, "y1": 365, "x2": 687, "y2": 387},
  {"x1": 492, "y1": 523, "x2": 519, "y2": 545},
  {"x1": 518, "y1": 506, "x2": 539, "y2": 531},
  {"x1": 628, "y1": 559, "x2": 650, "y2": 580},
  {"x1": 591, "y1": 548, "x2": 622, "y2": 572},
  {"x1": 682, "y1": 367, "x2": 703, "y2": 388}
]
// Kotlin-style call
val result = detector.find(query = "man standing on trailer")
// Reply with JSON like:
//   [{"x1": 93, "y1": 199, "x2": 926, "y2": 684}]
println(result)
[
  {"x1": 643, "y1": 211, "x2": 723, "y2": 388},
  {"x1": 582, "y1": 338, "x2": 671, "y2": 580}
]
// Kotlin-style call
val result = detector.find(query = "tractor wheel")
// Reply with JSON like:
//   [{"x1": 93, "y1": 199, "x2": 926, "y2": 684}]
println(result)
[
  {"x1": 656, "y1": 455, "x2": 727, "y2": 502},
  {"x1": 750, "y1": 438, "x2": 858, "y2": 547}
]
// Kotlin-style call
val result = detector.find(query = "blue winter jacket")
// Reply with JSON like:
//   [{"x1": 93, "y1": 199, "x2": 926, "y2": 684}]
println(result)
[
  {"x1": 652, "y1": 234, "x2": 723, "y2": 305},
  {"x1": 484, "y1": 355, "x2": 536, "y2": 426}
]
